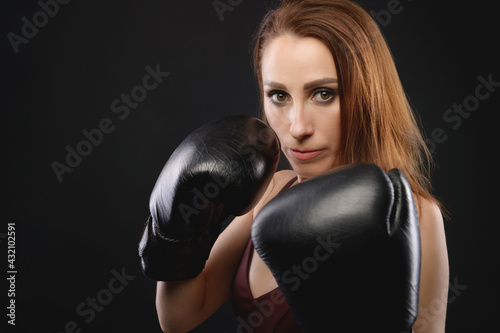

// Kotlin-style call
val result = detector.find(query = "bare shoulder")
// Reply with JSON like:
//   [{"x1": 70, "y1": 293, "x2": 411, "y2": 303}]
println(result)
[
  {"x1": 413, "y1": 197, "x2": 449, "y2": 331},
  {"x1": 416, "y1": 196, "x2": 446, "y2": 238},
  {"x1": 414, "y1": 196, "x2": 448, "y2": 257},
  {"x1": 253, "y1": 169, "x2": 297, "y2": 217}
]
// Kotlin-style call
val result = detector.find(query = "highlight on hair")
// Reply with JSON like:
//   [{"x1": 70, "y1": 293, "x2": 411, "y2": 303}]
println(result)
[{"x1": 253, "y1": 0, "x2": 443, "y2": 212}]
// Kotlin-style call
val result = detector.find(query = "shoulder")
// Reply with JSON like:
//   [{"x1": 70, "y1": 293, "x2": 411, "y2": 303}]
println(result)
[
  {"x1": 412, "y1": 196, "x2": 450, "y2": 331},
  {"x1": 415, "y1": 196, "x2": 447, "y2": 244},
  {"x1": 414, "y1": 196, "x2": 448, "y2": 260},
  {"x1": 252, "y1": 169, "x2": 297, "y2": 217}
]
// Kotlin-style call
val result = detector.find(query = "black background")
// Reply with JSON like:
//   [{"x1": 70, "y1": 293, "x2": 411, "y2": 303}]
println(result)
[{"x1": 1, "y1": 0, "x2": 499, "y2": 332}]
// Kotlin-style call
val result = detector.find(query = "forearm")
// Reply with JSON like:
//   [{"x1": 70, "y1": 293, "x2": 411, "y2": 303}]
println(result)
[
  {"x1": 155, "y1": 274, "x2": 211, "y2": 333},
  {"x1": 154, "y1": 214, "x2": 252, "y2": 333}
]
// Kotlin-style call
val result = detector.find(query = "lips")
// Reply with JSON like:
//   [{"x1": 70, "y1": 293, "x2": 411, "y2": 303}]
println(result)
[{"x1": 289, "y1": 148, "x2": 324, "y2": 160}]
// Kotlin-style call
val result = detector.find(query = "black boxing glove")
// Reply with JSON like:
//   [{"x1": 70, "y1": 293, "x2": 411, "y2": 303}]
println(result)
[
  {"x1": 139, "y1": 115, "x2": 280, "y2": 281},
  {"x1": 251, "y1": 163, "x2": 421, "y2": 332}
]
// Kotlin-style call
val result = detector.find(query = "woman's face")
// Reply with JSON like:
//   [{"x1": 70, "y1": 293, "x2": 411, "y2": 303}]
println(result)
[{"x1": 261, "y1": 34, "x2": 341, "y2": 182}]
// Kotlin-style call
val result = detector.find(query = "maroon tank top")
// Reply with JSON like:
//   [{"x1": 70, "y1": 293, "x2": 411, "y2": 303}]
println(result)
[{"x1": 231, "y1": 176, "x2": 301, "y2": 333}]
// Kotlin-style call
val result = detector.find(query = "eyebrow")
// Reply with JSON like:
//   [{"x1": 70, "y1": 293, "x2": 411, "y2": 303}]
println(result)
[
  {"x1": 263, "y1": 78, "x2": 338, "y2": 91},
  {"x1": 303, "y1": 78, "x2": 338, "y2": 90}
]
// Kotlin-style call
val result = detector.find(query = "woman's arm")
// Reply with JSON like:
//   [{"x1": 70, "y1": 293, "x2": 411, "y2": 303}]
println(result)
[
  {"x1": 155, "y1": 208, "x2": 253, "y2": 333},
  {"x1": 413, "y1": 198, "x2": 450, "y2": 333},
  {"x1": 155, "y1": 170, "x2": 293, "y2": 333}
]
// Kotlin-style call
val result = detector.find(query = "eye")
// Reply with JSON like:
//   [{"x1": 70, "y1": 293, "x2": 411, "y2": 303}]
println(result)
[
  {"x1": 312, "y1": 89, "x2": 337, "y2": 103},
  {"x1": 268, "y1": 90, "x2": 289, "y2": 105}
]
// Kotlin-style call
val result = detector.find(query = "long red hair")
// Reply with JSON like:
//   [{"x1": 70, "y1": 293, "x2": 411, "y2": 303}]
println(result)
[{"x1": 253, "y1": 0, "x2": 442, "y2": 211}]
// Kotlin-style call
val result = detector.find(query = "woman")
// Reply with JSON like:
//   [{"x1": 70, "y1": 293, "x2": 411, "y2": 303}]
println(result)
[{"x1": 154, "y1": 0, "x2": 449, "y2": 332}]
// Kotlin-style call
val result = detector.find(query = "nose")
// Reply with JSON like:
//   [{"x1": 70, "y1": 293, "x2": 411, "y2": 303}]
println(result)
[{"x1": 289, "y1": 102, "x2": 314, "y2": 140}]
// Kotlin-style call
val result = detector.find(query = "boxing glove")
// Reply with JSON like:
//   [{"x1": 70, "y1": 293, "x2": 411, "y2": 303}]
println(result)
[
  {"x1": 139, "y1": 115, "x2": 280, "y2": 281},
  {"x1": 251, "y1": 163, "x2": 421, "y2": 332}
]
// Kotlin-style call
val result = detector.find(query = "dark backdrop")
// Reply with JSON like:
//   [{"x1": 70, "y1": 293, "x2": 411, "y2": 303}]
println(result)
[{"x1": 2, "y1": 0, "x2": 499, "y2": 332}]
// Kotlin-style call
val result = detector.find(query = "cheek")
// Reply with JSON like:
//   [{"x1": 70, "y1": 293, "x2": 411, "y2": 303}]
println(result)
[
  {"x1": 327, "y1": 110, "x2": 342, "y2": 145},
  {"x1": 312, "y1": 104, "x2": 341, "y2": 148},
  {"x1": 264, "y1": 105, "x2": 285, "y2": 136}
]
